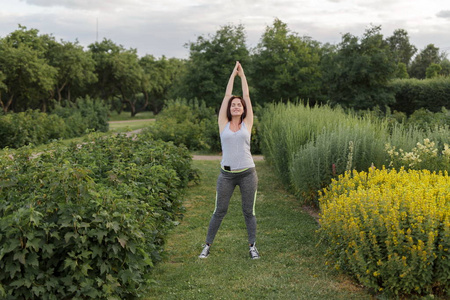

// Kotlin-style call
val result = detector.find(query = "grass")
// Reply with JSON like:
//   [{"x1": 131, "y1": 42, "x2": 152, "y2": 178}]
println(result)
[
  {"x1": 145, "y1": 159, "x2": 373, "y2": 300},
  {"x1": 108, "y1": 119, "x2": 155, "y2": 132},
  {"x1": 108, "y1": 110, "x2": 154, "y2": 121}
]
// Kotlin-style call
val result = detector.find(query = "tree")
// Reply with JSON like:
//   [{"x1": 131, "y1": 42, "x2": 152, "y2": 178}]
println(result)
[
  {"x1": 395, "y1": 62, "x2": 409, "y2": 79},
  {"x1": 140, "y1": 55, "x2": 185, "y2": 114},
  {"x1": 88, "y1": 39, "x2": 124, "y2": 106},
  {"x1": 322, "y1": 25, "x2": 397, "y2": 110},
  {"x1": 110, "y1": 49, "x2": 146, "y2": 117},
  {"x1": 440, "y1": 59, "x2": 450, "y2": 77},
  {"x1": 425, "y1": 63, "x2": 442, "y2": 79},
  {"x1": 409, "y1": 44, "x2": 446, "y2": 79},
  {"x1": 386, "y1": 29, "x2": 417, "y2": 67},
  {"x1": 0, "y1": 26, "x2": 57, "y2": 113},
  {"x1": 250, "y1": 19, "x2": 322, "y2": 104},
  {"x1": 46, "y1": 40, "x2": 97, "y2": 105},
  {"x1": 178, "y1": 24, "x2": 250, "y2": 107}
]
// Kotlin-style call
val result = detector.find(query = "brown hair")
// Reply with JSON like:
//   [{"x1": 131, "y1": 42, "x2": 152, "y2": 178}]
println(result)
[{"x1": 226, "y1": 96, "x2": 247, "y2": 123}]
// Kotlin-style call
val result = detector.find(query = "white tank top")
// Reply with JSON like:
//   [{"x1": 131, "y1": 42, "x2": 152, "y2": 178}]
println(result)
[{"x1": 220, "y1": 122, "x2": 255, "y2": 171}]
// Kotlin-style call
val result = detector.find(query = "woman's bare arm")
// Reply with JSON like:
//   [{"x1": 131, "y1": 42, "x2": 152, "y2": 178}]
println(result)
[
  {"x1": 237, "y1": 63, "x2": 253, "y2": 132},
  {"x1": 218, "y1": 62, "x2": 239, "y2": 133}
]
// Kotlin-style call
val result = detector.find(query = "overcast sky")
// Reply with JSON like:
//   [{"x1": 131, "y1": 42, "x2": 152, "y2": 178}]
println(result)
[{"x1": 1, "y1": 0, "x2": 450, "y2": 59}]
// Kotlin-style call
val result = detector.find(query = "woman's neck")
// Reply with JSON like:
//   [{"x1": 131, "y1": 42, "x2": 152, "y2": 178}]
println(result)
[{"x1": 230, "y1": 116, "x2": 242, "y2": 125}]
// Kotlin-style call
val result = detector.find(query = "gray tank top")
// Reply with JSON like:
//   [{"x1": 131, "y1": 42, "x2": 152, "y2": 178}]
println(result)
[{"x1": 220, "y1": 122, "x2": 255, "y2": 170}]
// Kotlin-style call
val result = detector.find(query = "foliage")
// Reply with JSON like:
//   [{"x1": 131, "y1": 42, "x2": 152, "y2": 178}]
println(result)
[
  {"x1": 147, "y1": 99, "x2": 217, "y2": 151},
  {"x1": 0, "y1": 132, "x2": 195, "y2": 299},
  {"x1": 409, "y1": 44, "x2": 447, "y2": 79},
  {"x1": 261, "y1": 102, "x2": 450, "y2": 204},
  {"x1": 386, "y1": 138, "x2": 450, "y2": 172},
  {"x1": 140, "y1": 55, "x2": 186, "y2": 114},
  {"x1": 0, "y1": 25, "x2": 57, "y2": 113},
  {"x1": 318, "y1": 167, "x2": 450, "y2": 298},
  {"x1": 322, "y1": 25, "x2": 397, "y2": 110},
  {"x1": 45, "y1": 39, "x2": 97, "y2": 104},
  {"x1": 290, "y1": 118, "x2": 389, "y2": 206},
  {"x1": 260, "y1": 101, "x2": 363, "y2": 185},
  {"x1": 0, "y1": 110, "x2": 67, "y2": 148},
  {"x1": 404, "y1": 107, "x2": 450, "y2": 129},
  {"x1": 51, "y1": 97, "x2": 109, "y2": 138},
  {"x1": 175, "y1": 24, "x2": 250, "y2": 106},
  {"x1": 426, "y1": 63, "x2": 443, "y2": 79},
  {"x1": 250, "y1": 18, "x2": 323, "y2": 104},
  {"x1": 390, "y1": 77, "x2": 450, "y2": 115},
  {"x1": 386, "y1": 29, "x2": 417, "y2": 67}
]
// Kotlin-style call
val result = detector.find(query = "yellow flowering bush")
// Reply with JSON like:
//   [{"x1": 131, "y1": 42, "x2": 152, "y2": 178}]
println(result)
[{"x1": 318, "y1": 167, "x2": 450, "y2": 297}]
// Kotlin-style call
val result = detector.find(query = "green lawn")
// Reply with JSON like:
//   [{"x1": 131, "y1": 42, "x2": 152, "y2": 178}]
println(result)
[
  {"x1": 108, "y1": 119, "x2": 155, "y2": 132},
  {"x1": 145, "y1": 160, "x2": 372, "y2": 300}
]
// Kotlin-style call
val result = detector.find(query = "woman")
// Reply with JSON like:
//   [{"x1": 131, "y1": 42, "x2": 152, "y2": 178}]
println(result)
[{"x1": 199, "y1": 61, "x2": 260, "y2": 259}]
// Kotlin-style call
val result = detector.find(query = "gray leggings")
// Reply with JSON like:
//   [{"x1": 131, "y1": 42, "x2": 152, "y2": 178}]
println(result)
[{"x1": 205, "y1": 167, "x2": 258, "y2": 245}]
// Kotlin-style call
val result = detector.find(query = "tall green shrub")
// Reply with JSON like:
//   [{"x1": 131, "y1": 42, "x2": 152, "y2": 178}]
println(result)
[
  {"x1": 51, "y1": 96, "x2": 109, "y2": 137},
  {"x1": 260, "y1": 102, "x2": 355, "y2": 185},
  {"x1": 290, "y1": 118, "x2": 389, "y2": 204}
]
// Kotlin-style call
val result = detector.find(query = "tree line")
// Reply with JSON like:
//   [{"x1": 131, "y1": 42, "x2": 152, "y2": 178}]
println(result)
[{"x1": 0, "y1": 20, "x2": 449, "y2": 115}]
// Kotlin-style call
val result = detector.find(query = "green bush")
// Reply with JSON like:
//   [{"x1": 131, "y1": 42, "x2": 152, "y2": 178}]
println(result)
[
  {"x1": 290, "y1": 119, "x2": 389, "y2": 205},
  {"x1": 0, "y1": 133, "x2": 194, "y2": 299},
  {"x1": 319, "y1": 167, "x2": 450, "y2": 298},
  {"x1": 390, "y1": 77, "x2": 450, "y2": 115},
  {"x1": 404, "y1": 107, "x2": 450, "y2": 130},
  {"x1": 260, "y1": 102, "x2": 350, "y2": 185},
  {"x1": 51, "y1": 96, "x2": 109, "y2": 138},
  {"x1": 0, "y1": 110, "x2": 67, "y2": 148}
]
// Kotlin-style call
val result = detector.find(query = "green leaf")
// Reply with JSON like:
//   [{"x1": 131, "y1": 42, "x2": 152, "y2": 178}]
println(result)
[
  {"x1": 117, "y1": 236, "x2": 127, "y2": 248},
  {"x1": 64, "y1": 258, "x2": 77, "y2": 271},
  {"x1": 13, "y1": 251, "x2": 26, "y2": 265},
  {"x1": 27, "y1": 252, "x2": 39, "y2": 267},
  {"x1": 64, "y1": 232, "x2": 78, "y2": 243},
  {"x1": 26, "y1": 238, "x2": 41, "y2": 252},
  {"x1": 95, "y1": 230, "x2": 108, "y2": 243}
]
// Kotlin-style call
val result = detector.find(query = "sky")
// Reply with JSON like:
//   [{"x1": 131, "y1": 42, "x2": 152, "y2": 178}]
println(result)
[{"x1": 1, "y1": 0, "x2": 450, "y2": 59}]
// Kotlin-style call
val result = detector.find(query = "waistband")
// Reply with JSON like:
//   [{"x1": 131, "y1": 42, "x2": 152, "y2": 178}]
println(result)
[{"x1": 220, "y1": 167, "x2": 256, "y2": 175}]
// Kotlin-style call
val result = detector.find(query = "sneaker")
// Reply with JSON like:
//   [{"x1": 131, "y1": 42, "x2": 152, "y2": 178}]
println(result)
[
  {"x1": 198, "y1": 244, "x2": 210, "y2": 258},
  {"x1": 249, "y1": 244, "x2": 260, "y2": 259}
]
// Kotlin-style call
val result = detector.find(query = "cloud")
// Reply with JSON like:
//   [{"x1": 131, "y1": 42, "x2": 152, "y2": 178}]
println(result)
[
  {"x1": 20, "y1": 0, "x2": 136, "y2": 10},
  {"x1": 436, "y1": 10, "x2": 450, "y2": 19}
]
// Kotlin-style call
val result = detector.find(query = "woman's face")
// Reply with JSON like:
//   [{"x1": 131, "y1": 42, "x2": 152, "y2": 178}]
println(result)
[{"x1": 230, "y1": 98, "x2": 244, "y2": 117}]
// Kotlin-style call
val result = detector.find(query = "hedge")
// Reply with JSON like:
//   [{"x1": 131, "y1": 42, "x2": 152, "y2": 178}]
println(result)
[
  {"x1": 390, "y1": 77, "x2": 450, "y2": 115},
  {"x1": 0, "y1": 132, "x2": 195, "y2": 299}
]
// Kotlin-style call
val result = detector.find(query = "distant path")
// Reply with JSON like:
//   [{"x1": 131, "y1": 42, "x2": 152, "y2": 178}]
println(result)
[{"x1": 108, "y1": 118, "x2": 155, "y2": 124}]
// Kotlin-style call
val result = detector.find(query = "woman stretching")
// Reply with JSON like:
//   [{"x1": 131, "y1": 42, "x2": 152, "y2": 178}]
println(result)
[{"x1": 199, "y1": 61, "x2": 260, "y2": 259}]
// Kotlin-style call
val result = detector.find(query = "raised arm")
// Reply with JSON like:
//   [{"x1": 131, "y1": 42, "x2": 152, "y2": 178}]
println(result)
[
  {"x1": 237, "y1": 63, "x2": 253, "y2": 132},
  {"x1": 218, "y1": 62, "x2": 239, "y2": 132}
]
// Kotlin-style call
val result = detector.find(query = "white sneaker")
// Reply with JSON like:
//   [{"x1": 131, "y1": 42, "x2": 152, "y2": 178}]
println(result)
[
  {"x1": 249, "y1": 244, "x2": 260, "y2": 259},
  {"x1": 198, "y1": 244, "x2": 210, "y2": 258}
]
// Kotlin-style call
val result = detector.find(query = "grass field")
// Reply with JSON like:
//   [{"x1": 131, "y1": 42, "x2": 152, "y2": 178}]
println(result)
[
  {"x1": 108, "y1": 119, "x2": 155, "y2": 132},
  {"x1": 144, "y1": 159, "x2": 373, "y2": 300}
]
